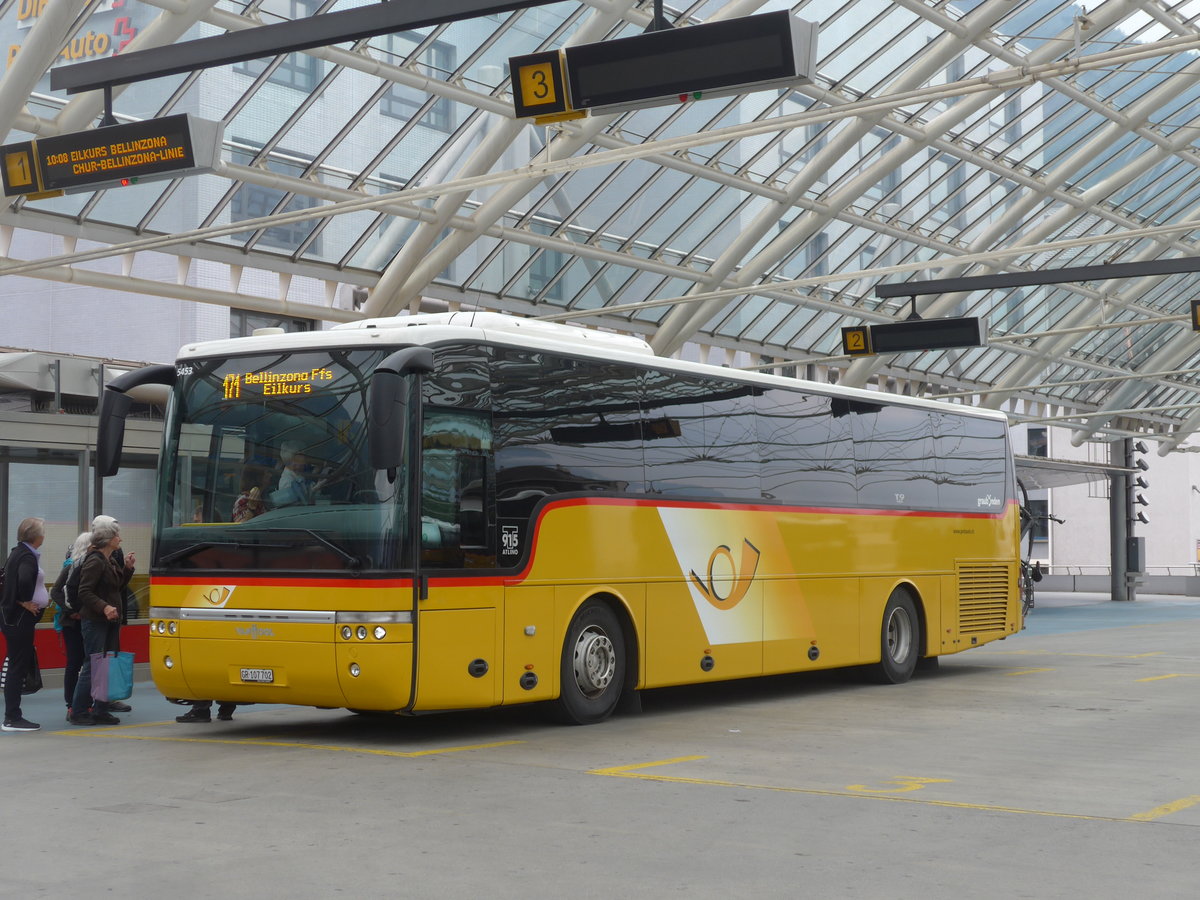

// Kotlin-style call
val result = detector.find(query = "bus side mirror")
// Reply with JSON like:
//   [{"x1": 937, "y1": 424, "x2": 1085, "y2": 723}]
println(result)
[
  {"x1": 98, "y1": 364, "x2": 177, "y2": 476},
  {"x1": 368, "y1": 347, "x2": 434, "y2": 470}
]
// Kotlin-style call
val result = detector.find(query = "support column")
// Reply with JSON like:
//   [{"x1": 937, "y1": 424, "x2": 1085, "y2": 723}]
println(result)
[{"x1": 1109, "y1": 440, "x2": 1130, "y2": 602}]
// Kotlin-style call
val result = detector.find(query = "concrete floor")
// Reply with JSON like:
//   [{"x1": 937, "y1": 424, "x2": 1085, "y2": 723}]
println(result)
[{"x1": 5, "y1": 591, "x2": 1200, "y2": 899}]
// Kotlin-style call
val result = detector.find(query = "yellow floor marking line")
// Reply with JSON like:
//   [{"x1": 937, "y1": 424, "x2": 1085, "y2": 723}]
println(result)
[
  {"x1": 1131, "y1": 796, "x2": 1200, "y2": 822},
  {"x1": 53, "y1": 726, "x2": 523, "y2": 757},
  {"x1": 589, "y1": 757, "x2": 1158, "y2": 824},
  {"x1": 1004, "y1": 667, "x2": 1056, "y2": 676},
  {"x1": 847, "y1": 776, "x2": 951, "y2": 794},
  {"x1": 1135, "y1": 673, "x2": 1200, "y2": 682},
  {"x1": 990, "y1": 650, "x2": 1163, "y2": 659}
]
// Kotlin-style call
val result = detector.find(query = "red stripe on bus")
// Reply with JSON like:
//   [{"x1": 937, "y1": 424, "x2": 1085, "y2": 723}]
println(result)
[{"x1": 152, "y1": 497, "x2": 1016, "y2": 590}]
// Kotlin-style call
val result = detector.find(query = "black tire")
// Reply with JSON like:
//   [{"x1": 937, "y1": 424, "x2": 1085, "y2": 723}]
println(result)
[
  {"x1": 1019, "y1": 563, "x2": 1035, "y2": 620},
  {"x1": 553, "y1": 601, "x2": 625, "y2": 725},
  {"x1": 870, "y1": 589, "x2": 919, "y2": 684}
]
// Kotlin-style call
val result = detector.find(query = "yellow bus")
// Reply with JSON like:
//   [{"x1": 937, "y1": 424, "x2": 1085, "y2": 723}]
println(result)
[{"x1": 99, "y1": 312, "x2": 1020, "y2": 724}]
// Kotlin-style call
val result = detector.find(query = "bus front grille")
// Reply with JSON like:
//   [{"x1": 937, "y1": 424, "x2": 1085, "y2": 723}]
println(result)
[{"x1": 956, "y1": 563, "x2": 1011, "y2": 634}]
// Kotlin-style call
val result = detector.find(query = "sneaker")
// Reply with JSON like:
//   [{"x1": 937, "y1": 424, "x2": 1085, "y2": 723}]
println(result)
[
  {"x1": 216, "y1": 705, "x2": 235, "y2": 721},
  {"x1": 2, "y1": 717, "x2": 40, "y2": 732},
  {"x1": 176, "y1": 709, "x2": 212, "y2": 723},
  {"x1": 90, "y1": 712, "x2": 121, "y2": 725},
  {"x1": 108, "y1": 701, "x2": 132, "y2": 713},
  {"x1": 69, "y1": 712, "x2": 96, "y2": 726}
]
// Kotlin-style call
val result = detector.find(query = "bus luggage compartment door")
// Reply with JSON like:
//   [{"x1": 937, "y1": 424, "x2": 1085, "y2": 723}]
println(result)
[{"x1": 413, "y1": 608, "x2": 499, "y2": 711}]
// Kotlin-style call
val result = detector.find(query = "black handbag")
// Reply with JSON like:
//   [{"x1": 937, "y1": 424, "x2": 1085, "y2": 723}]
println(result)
[
  {"x1": 23, "y1": 648, "x2": 42, "y2": 695},
  {"x1": 0, "y1": 648, "x2": 42, "y2": 695}
]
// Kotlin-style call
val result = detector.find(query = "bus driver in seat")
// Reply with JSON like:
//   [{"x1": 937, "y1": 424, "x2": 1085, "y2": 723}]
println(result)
[{"x1": 273, "y1": 443, "x2": 324, "y2": 506}]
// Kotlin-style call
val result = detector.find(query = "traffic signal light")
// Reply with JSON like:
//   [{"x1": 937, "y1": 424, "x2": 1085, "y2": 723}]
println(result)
[{"x1": 1126, "y1": 439, "x2": 1149, "y2": 527}]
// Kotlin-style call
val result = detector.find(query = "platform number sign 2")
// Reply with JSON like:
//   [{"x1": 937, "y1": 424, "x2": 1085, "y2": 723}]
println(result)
[{"x1": 841, "y1": 325, "x2": 874, "y2": 357}]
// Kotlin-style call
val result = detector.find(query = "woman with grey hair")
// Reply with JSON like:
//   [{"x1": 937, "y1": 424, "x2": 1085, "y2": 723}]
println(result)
[
  {"x1": 1, "y1": 516, "x2": 48, "y2": 732},
  {"x1": 50, "y1": 531, "x2": 92, "y2": 720},
  {"x1": 68, "y1": 519, "x2": 133, "y2": 726}
]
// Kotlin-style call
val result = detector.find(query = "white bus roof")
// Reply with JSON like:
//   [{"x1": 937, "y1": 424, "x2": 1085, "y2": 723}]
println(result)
[{"x1": 178, "y1": 312, "x2": 1008, "y2": 424}]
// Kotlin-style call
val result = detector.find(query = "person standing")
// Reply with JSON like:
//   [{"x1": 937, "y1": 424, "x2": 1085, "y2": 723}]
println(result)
[
  {"x1": 50, "y1": 531, "x2": 91, "y2": 721},
  {"x1": 1, "y1": 517, "x2": 49, "y2": 732},
  {"x1": 176, "y1": 700, "x2": 237, "y2": 723},
  {"x1": 68, "y1": 520, "x2": 132, "y2": 727},
  {"x1": 90, "y1": 515, "x2": 134, "y2": 713}
]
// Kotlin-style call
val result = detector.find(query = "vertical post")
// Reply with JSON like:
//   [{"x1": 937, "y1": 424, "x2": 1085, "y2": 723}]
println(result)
[
  {"x1": 1110, "y1": 440, "x2": 1129, "y2": 602},
  {"x1": 0, "y1": 457, "x2": 9, "y2": 552},
  {"x1": 79, "y1": 448, "x2": 93, "y2": 533},
  {"x1": 52, "y1": 358, "x2": 62, "y2": 412},
  {"x1": 645, "y1": 0, "x2": 672, "y2": 32},
  {"x1": 92, "y1": 364, "x2": 105, "y2": 521}
]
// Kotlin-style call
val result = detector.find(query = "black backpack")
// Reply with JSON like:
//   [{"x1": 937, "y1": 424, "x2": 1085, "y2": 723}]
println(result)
[{"x1": 60, "y1": 560, "x2": 85, "y2": 616}]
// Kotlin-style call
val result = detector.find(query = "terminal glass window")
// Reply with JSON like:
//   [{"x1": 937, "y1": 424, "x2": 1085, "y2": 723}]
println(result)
[{"x1": 234, "y1": 0, "x2": 322, "y2": 91}]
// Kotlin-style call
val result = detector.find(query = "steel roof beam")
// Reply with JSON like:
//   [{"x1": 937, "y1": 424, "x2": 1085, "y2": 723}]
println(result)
[{"x1": 49, "y1": 0, "x2": 563, "y2": 94}]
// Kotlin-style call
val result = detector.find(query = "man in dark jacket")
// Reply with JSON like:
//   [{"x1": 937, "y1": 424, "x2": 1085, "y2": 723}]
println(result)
[{"x1": 1, "y1": 517, "x2": 48, "y2": 732}]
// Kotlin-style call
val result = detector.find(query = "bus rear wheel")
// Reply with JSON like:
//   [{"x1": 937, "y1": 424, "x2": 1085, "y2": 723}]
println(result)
[
  {"x1": 554, "y1": 601, "x2": 625, "y2": 725},
  {"x1": 870, "y1": 589, "x2": 919, "y2": 684}
]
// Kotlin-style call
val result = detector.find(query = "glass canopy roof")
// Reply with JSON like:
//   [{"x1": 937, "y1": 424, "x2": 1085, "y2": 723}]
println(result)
[{"x1": 5, "y1": 0, "x2": 1200, "y2": 451}]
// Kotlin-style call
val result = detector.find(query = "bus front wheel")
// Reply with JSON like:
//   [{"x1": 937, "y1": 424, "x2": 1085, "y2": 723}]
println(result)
[
  {"x1": 871, "y1": 589, "x2": 919, "y2": 684},
  {"x1": 554, "y1": 601, "x2": 625, "y2": 725}
]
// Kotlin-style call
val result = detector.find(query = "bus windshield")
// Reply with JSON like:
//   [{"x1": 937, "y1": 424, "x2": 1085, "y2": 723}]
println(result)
[{"x1": 155, "y1": 348, "x2": 408, "y2": 573}]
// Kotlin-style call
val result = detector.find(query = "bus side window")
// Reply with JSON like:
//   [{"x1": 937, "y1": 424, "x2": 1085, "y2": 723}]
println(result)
[{"x1": 421, "y1": 410, "x2": 494, "y2": 569}]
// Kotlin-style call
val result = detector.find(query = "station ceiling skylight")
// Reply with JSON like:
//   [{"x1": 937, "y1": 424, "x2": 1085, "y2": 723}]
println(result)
[{"x1": 5, "y1": 0, "x2": 1200, "y2": 451}]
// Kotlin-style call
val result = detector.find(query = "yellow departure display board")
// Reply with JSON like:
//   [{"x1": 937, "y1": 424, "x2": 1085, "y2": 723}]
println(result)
[
  {"x1": 0, "y1": 114, "x2": 222, "y2": 198},
  {"x1": 35, "y1": 115, "x2": 196, "y2": 192}
]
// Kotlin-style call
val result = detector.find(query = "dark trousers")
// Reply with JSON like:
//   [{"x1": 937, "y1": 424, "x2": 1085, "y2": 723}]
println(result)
[
  {"x1": 61, "y1": 623, "x2": 85, "y2": 709},
  {"x1": 1, "y1": 613, "x2": 37, "y2": 721},
  {"x1": 72, "y1": 618, "x2": 120, "y2": 715}
]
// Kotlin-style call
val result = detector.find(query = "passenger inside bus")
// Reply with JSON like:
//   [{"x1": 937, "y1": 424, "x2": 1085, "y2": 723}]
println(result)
[{"x1": 231, "y1": 465, "x2": 273, "y2": 522}]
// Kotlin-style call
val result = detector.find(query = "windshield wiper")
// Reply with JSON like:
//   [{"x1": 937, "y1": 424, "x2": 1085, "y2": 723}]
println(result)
[
  {"x1": 158, "y1": 531, "x2": 363, "y2": 569},
  {"x1": 157, "y1": 540, "x2": 273, "y2": 566},
  {"x1": 241, "y1": 528, "x2": 364, "y2": 569}
]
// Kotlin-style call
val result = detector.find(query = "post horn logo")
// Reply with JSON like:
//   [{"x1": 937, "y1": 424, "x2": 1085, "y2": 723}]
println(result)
[
  {"x1": 203, "y1": 586, "x2": 234, "y2": 607},
  {"x1": 222, "y1": 373, "x2": 241, "y2": 399},
  {"x1": 690, "y1": 539, "x2": 761, "y2": 610}
]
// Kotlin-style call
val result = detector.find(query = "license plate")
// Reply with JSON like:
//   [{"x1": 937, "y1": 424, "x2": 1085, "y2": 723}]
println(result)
[{"x1": 240, "y1": 667, "x2": 274, "y2": 683}]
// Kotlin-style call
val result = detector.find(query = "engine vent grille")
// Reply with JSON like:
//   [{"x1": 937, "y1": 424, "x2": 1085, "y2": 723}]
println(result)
[{"x1": 957, "y1": 563, "x2": 1011, "y2": 634}]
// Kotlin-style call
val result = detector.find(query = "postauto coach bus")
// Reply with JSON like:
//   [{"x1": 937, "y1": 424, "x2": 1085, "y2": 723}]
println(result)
[{"x1": 98, "y1": 311, "x2": 1020, "y2": 724}]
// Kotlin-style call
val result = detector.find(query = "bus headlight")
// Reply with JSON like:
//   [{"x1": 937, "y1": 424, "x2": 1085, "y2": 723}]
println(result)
[
  {"x1": 341, "y1": 626, "x2": 353, "y2": 640},
  {"x1": 164, "y1": 656, "x2": 174, "y2": 669},
  {"x1": 349, "y1": 663, "x2": 361, "y2": 677},
  {"x1": 167, "y1": 621, "x2": 177, "y2": 635},
  {"x1": 373, "y1": 626, "x2": 387, "y2": 640},
  {"x1": 356, "y1": 626, "x2": 368, "y2": 640}
]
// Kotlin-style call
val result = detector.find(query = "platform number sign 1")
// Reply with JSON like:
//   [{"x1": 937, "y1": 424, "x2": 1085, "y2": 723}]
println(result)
[{"x1": 1, "y1": 142, "x2": 40, "y2": 196}]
